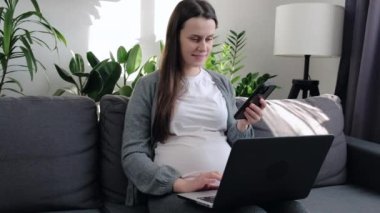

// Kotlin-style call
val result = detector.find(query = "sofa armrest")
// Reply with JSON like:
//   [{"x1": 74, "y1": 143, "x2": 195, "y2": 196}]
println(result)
[{"x1": 346, "y1": 136, "x2": 380, "y2": 192}]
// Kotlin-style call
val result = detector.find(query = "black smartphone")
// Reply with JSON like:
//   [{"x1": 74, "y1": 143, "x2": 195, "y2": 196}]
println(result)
[{"x1": 234, "y1": 85, "x2": 276, "y2": 120}]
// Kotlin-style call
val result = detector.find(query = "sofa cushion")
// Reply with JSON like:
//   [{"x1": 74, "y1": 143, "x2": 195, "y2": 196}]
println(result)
[
  {"x1": 300, "y1": 184, "x2": 380, "y2": 213},
  {"x1": 42, "y1": 209, "x2": 101, "y2": 213},
  {"x1": 0, "y1": 96, "x2": 101, "y2": 212},
  {"x1": 99, "y1": 95, "x2": 129, "y2": 204},
  {"x1": 346, "y1": 136, "x2": 380, "y2": 192},
  {"x1": 251, "y1": 94, "x2": 347, "y2": 186},
  {"x1": 102, "y1": 202, "x2": 148, "y2": 213}
]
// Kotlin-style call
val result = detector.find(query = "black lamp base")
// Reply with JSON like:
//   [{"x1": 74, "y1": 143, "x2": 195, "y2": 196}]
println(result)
[{"x1": 288, "y1": 79, "x2": 320, "y2": 99}]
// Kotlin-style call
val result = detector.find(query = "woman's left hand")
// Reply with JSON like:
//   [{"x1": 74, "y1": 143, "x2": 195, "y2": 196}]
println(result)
[{"x1": 236, "y1": 98, "x2": 267, "y2": 132}]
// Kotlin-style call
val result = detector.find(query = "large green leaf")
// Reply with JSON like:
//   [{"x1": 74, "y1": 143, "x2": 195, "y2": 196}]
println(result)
[
  {"x1": 117, "y1": 46, "x2": 128, "y2": 63},
  {"x1": 31, "y1": 0, "x2": 41, "y2": 14},
  {"x1": 87, "y1": 51, "x2": 100, "y2": 68},
  {"x1": 54, "y1": 64, "x2": 77, "y2": 85},
  {"x1": 39, "y1": 22, "x2": 67, "y2": 46},
  {"x1": 82, "y1": 60, "x2": 113, "y2": 100},
  {"x1": 72, "y1": 73, "x2": 90, "y2": 78},
  {"x1": 95, "y1": 61, "x2": 122, "y2": 100},
  {"x1": 118, "y1": 85, "x2": 133, "y2": 97},
  {"x1": 20, "y1": 46, "x2": 34, "y2": 80},
  {"x1": 91, "y1": 59, "x2": 110, "y2": 72},
  {"x1": 21, "y1": 29, "x2": 33, "y2": 44},
  {"x1": 83, "y1": 62, "x2": 121, "y2": 101},
  {"x1": 69, "y1": 53, "x2": 85, "y2": 74},
  {"x1": 20, "y1": 36, "x2": 37, "y2": 71},
  {"x1": 51, "y1": 27, "x2": 67, "y2": 45},
  {"x1": 82, "y1": 70, "x2": 103, "y2": 100},
  {"x1": 143, "y1": 59, "x2": 157, "y2": 75},
  {"x1": 3, "y1": 4, "x2": 15, "y2": 56},
  {"x1": 126, "y1": 44, "x2": 142, "y2": 74},
  {"x1": 14, "y1": 11, "x2": 34, "y2": 24}
]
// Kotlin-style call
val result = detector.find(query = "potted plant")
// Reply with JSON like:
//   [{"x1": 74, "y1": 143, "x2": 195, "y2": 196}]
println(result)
[
  {"x1": 54, "y1": 52, "x2": 122, "y2": 102},
  {"x1": 54, "y1": 43, "x2": 159, "y2": 101},
  {"x1": 111, "y1": 44, "x2": 158, "y2": 97},
  {"x1": 206, "y1": 30, "x2": 246, "y2": 85},
  {"x1": 205, "y1": 30, "x2": 277, "y2": 97},
  {"x1": 235, "y1": 72, "x2": 277, "y2": 97},
  {"x1": 0, "y1": 0, "x2": 66, "y2": 96}
]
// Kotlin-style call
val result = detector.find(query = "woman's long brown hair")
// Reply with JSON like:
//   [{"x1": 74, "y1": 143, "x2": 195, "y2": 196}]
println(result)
[{"x1": 152, "y1": 0, "x2": 218, "y2": 143}]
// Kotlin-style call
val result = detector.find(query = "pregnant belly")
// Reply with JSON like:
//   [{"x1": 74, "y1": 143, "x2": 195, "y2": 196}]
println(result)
[{"x1": 154, "y1": 135, "x2": 231, "y2": 175}]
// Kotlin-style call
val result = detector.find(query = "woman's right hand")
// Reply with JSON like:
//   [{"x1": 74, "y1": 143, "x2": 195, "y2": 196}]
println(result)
[{"x1": 173, "y1": 171, "x2": 222, "y2": 193}]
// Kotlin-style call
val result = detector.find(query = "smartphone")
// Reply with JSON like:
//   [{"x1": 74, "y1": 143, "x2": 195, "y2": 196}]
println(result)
[{"x1": 234, "y1": 85, "x2": 276, "y2": 120}]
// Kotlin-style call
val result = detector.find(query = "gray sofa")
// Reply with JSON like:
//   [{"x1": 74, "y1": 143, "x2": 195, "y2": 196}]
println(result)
[
  {"x1": 247, "y1": 95, "x2": 380, "y2": 212},
  {"x1": 0, "y1": 95, "x2": 379, "y2": 213}
]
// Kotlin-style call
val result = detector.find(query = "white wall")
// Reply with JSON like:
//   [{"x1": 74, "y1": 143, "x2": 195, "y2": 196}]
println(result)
[{"x1": 9, "y1": 0, "x2": 344, "y2": 99}]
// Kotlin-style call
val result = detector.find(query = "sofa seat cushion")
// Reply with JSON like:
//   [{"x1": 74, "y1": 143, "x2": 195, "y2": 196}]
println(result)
[
  {"x1": 0, "y1": 96, "x2": 101, "y2": 212},
  {"x1": 251, "y1": 94, "x2": 347, "y2": 186},
  {"x1": 300, "y1": 184, "x2": 380, "y2": 213},
  {"x1": 102, "y1": 202, "x2": 148, "y2": 213},
  {"x1": 42, "y1": 209, "x2": 101, "y2": 213}
]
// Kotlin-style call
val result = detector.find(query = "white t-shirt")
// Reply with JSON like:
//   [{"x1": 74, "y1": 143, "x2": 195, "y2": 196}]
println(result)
[{"x1": 154, "y1": 69, "x2": 231, "y2": 176}]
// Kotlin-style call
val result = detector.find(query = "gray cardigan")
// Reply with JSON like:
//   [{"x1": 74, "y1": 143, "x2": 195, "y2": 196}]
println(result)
[{"x1": 121, "y1": 70, "x2": 255, "y2": 206}]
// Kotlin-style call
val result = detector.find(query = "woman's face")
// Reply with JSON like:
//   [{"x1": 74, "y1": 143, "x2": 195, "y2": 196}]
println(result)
[{"x1": 179, "y1": 17, "x2": 216, "y2": 75}]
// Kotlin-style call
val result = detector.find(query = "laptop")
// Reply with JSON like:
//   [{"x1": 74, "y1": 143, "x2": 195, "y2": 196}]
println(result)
[{"x1": 177, "y1": 135, "x2": 334, "y2": 209}]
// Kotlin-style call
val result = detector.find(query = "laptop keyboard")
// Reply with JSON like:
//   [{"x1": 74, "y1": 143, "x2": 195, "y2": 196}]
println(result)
[{"x1": 198, "y1": 196, "x2": 215, "y2": 203}]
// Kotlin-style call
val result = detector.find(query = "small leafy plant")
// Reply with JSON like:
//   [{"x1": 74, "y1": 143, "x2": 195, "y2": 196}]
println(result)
[
  {"x1": 0, "y1": 0, "x2": 66, "y2": 96},
  {"x1": 205, "y1": 30, "x2": 277, "y2": 97},
  {"x1": 111, "y1": 44, "x2": 157, "y2": 97},
  {"x1": 54, "y1": 43, "x2": 159, "y2": 100},
  {"x1": 235, "y1": 72, "x2": 277, "y2": 97},
  {"x1": 206, "y1": 30, "x2": 246, "y2": 85},
  {"x1": 54, "y1": 52, "x2": 121, "y2": 102}
]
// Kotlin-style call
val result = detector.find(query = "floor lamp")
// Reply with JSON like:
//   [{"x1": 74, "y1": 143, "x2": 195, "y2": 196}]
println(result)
[{"x1": 274, "y1": 3, "x2": 344, "y2": 99}]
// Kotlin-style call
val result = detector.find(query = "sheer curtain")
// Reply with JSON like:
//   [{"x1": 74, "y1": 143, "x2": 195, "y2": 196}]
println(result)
[{"x1": 335, "y1": 0, "x2": 380, "y2": 143}]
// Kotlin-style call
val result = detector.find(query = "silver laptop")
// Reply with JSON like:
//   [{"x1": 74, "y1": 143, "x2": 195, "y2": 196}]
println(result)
[{"x1": 178, "y1": 135, "x2": 334, "y2": 209}]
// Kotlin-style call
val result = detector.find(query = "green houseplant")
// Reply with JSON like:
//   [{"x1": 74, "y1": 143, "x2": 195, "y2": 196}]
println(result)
[
  {"x1": 54, "y1": 44, "x2": 158, "y2": 101},
  {"x1": 205, "y1": 30, "x2": 246, "y2": 85},
  {"x1": 235, "y1": 72, "x2": 277, "y2": 97},
  {"x1": 0, "y1": 0, "x2": 66, "y2": 96},
  {"x1": 111, "y1": 44, "x2": 157, "y2": 97},
  {"x1": 54, "y1": 52, "x2": 122, "y2": 102},
  {"x1": 205, "y1": 30, "x2": 277, "y2": 97}
]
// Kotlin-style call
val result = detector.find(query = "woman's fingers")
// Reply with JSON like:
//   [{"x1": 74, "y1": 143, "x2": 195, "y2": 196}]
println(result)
[
  {"x1": 197, "y1": 172, "x2": 222, "y2": 190},
  {"x1": 259, "y1": 98, "x2": 267, "y2": 109},
  {"x1": 175, "y1": 171, "x2": 222, "y2": 192},
  {"x1": 242, "y1": 98, "x2": 267, "y2": 125},
  {"x1": 244, "y1": 104, "x2": 262, "y2": 123},
  {"x1": 201, "y1": 171, "x2": 222, "y2": 180}
]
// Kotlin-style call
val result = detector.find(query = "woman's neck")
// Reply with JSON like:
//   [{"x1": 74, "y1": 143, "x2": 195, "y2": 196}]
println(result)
[{"x1": 184, "y1": 66, "x2": 201, "y2": 76}]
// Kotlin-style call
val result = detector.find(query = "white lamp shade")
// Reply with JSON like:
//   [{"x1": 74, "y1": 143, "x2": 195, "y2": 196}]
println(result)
[{"x1": 274, "y1": 3, "x2": 344, "y2": 57}]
